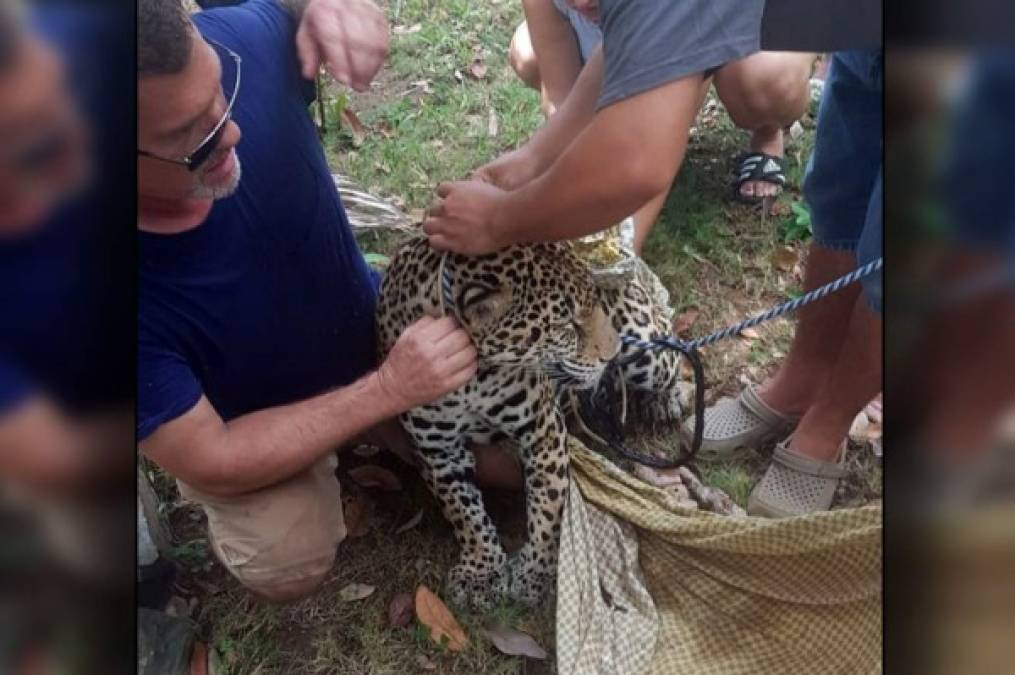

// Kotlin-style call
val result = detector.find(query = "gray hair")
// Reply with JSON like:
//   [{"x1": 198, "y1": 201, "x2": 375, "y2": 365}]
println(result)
[{"x1": 138, "y1": 0, "x2": 193, "y2": 76}]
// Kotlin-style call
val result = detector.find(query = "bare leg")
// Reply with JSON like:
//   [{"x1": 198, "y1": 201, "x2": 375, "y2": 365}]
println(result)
[
  {"x1": 631, "y1": 79, "x2": 713, "y2": 253},
  {"x1": 789, "y1": 296, "x2": 882, "y2": 461},
  {"x1": 631, "y1": 190, "x2": 668, "y2": 254},
  {"x1": 509, "y1": 21, "x2": 556, "y2": 115},
  {"x1": 906, "y1": 253, "x2": 1015, "y2": 457},
  {"x1": 756, "y1": 243, "x2": 860, "y2": 416},
  {"x1": 714, "y1": 51, "x2": 813, "y2": 199}
]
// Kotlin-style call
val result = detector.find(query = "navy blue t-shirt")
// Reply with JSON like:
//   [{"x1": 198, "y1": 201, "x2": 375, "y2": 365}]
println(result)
[
  {"x1": 0, "y1": 5, "x2": 134, "y2": 414},
  {"x1": 138, "y1": 0, "x2": 379, "y2": 441}
]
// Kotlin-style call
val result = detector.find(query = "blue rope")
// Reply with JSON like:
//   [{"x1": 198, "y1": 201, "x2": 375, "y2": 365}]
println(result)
[
  {"x1": 441, "y1": 253, "x2": 455, "y2": 314},
  {"x1": 621, "y1": 257, "x2": 883, "y2": 353}
]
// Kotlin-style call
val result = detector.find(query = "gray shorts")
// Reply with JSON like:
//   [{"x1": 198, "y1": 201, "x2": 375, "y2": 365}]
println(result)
[{"x1": 552, "y1": 0, "x2": 601, "y2": 64}]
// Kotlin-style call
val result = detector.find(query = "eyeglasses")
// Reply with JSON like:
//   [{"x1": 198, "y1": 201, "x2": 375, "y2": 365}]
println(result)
[{"x1": 138, "y1": 39, "x2": 242, "y2": 172}]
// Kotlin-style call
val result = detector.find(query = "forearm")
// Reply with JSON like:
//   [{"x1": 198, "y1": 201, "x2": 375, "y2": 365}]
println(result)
[
  {"x1": 496, "y1": 74, "x2": 702, "y2": 245},
  {"x1": 503, "y1": 128, "x2": 659, "y2": 243},
  {"x1": 211, "y1": 372, "x2": 400, "y2": 494}
]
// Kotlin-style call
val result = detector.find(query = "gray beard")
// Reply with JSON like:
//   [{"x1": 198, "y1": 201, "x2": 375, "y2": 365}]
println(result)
[{"x1": 189, "y1": 154, "x2": 242, "y2": 201}]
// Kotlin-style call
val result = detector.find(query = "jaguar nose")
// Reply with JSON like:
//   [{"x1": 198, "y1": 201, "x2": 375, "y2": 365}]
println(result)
[
  {"x1": 604, "y1": 331, "x2": 621, "y2": 361},
  {"x1": 589, "y1": 306, "x2": 621, "y2": 361}
]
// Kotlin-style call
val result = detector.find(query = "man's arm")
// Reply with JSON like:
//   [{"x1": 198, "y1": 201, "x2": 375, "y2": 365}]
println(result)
[
  {"x1": 426, "y1": 72, "x2": 704, "y2": 254},
  {"x1": 475, "y1": 46, "x2": 603, "y2": 190},
  {"x1": 141, "y1": 316, "x2": 476, "y2": 497},
  {"x1": 522, "y1": 0, "x2": 583, "y2": 116}
]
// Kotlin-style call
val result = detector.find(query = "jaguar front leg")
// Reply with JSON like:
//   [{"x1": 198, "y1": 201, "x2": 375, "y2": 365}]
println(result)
[
  {"x1": 407, "y1": 420, "x2": 508, "y2": 611},
  {"x1": 489, "y1": 382, "x2": 569, "y2": 606}
]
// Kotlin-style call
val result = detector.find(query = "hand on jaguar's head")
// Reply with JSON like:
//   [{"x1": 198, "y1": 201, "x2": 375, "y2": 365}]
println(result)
[{"x1": 422, "y1": 180, "x2": 510, "y2": 256}]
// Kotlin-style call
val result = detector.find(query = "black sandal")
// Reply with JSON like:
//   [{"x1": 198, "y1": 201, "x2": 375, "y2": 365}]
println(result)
[{"x1": 732, "y1": 152, "x2": 786, "y2": 203}]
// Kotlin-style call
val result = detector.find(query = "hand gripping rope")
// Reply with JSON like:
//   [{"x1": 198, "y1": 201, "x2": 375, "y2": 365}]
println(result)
[{"x1": 440, "y1": 251, "x2": 883, "y2": 469}]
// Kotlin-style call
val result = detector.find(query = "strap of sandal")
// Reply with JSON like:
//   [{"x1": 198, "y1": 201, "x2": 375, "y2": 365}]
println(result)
[
  {"x1": 771, "y1": 440, "x2": 848, "y2": 480},
  {"x1": 735, "y1": 152, "x2": 787, "y2": 188},
  {"x1": 739, "y1": 384, "x2": 799, "y2": 429}
]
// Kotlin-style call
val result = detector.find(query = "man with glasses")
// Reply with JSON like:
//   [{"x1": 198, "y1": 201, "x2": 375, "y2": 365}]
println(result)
[{"x1": 138, "y1": 0, "x2": 479, "y2": 603}]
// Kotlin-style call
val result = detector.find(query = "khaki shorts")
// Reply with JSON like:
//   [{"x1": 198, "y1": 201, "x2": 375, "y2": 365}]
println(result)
[{"x1": 178, "y1": 454, "x2": 345, "y2": 598}]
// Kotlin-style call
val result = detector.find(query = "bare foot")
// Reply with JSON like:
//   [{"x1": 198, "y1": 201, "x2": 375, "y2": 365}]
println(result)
[{"x1": 739, "y1": 126, "x2": 785, "y2": 200}]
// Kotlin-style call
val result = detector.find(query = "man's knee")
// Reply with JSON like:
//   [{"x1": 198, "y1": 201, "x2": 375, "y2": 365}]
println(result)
[
  {"x1": 179, "y1": 455, "x2": 346, "y2": 605},
  {"x1": 509, "y1": 21, "x2": 540, "y2": 90},
  {"x1": 717, "y1": 53, "x2": 812, "y2": 128}
]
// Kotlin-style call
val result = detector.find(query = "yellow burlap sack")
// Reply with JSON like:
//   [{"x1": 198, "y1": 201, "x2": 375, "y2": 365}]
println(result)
[{"x1": 557, "y1": 438, "x2": 882, "y2": 675}]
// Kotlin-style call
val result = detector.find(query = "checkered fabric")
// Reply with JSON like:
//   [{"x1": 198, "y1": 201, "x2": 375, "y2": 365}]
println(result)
[{"x1": 556, "y1": 438, "x2": 882, "y2": 674}]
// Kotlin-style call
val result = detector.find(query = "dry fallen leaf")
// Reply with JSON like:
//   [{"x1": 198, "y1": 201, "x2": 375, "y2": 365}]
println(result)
[
  {"x1": 387, "y1": 592, "x2": 414, "y2": 628},
  {"x1": 393, "y1": 23, "x2": 422, "y2": 35},
  {"x1": 770, "y1": 246, "x2": 798, "y2": 271},
  {"x1": 415, "y1": 654, "x2": 438, "y2": 671},
  {"x1": 487, "y1": 108, "x2": 499, "y2": 137},
  {"x1": 395, "y1": 509, "x2": 424, "y2": 534},
  {"x1": 340, "y1": 108, "x2": 368, "y2": 147},
  {"x1": 339, "y1": 583, "x2": 376, "y2": 602},
  {"x1": 672, "y1": 309, "x2": 700, "y2": 336},
  {"x1": 768, "y1": 200, "x2": 791, "y2": 217},
  {"x1": 739, "y1": 327, "x2": 761, "y2": 341},
  {"x1": 342, "y1": 491, "x2": 374, "y2": 538},
  {"x1": 376, "y1": 120, "x2": 395, "y2": 139},
  {"x1": 453, "y1": 69, "x2": 464, "y2": 83},
  {"x1": 408, "y1": 208, "x2": 426, "y2": 224},
  {"x1": 482, "y1": 624, "x2": 547, "y2": 660},
  {"x1": 415, "y1": 585, "x2": 469, "y2": 651},
  {"x1": 348, "y1": 465, "x2": 403, "y2": 491},
  {"x1": 190, "y1": 642, "x2": 208, "y2": 675},
  {"x1": 468, "y1": 58, "x2": 488, "y2": 79},
  {"x1": 465, "y1": 114, "x2": 486, "y2": 137}
]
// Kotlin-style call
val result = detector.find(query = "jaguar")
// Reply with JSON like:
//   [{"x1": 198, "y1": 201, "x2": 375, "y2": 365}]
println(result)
[{"x1": 376, "y1": 237, "x2": 684, "y2": 609}]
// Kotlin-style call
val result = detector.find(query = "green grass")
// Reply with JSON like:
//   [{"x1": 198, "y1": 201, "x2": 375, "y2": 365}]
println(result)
[{"x1": 322, "y1": 0, "x2": 541, "y2": 209}]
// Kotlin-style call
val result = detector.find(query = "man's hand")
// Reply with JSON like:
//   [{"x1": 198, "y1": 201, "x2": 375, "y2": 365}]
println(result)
[
  {"x1": 376, "y1": 316, "x2": 478, "y2": 410},
  {"x1": 295, "y1": 0, "x2": 389, "y2": 91},
  {"x1": 422, "y1": 181, "x2": 510, "y2": 255},
  {"x1": 472, "y1": 146, "x2": 544, "y2": 191}
]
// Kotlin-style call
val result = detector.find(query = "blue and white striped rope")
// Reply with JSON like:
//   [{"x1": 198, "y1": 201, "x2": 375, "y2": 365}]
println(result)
[
  {"x1": 440, "y1": 252, "x2": 455, "y2": 316},
  {"x1": 622, "y1": 256, "x2": 884, "y2": 353}
]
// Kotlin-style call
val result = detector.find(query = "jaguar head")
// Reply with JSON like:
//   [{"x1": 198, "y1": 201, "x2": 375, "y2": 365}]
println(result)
[{"x1": 454, "y1": 243, "x2": 620, "y2": 389}]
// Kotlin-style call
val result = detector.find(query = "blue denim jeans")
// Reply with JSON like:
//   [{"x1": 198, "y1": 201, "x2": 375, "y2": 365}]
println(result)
[
  {"x1": 943, "y1": 51, "x2": 1015, "y2": 258},
  {"x1": 803, "y1": 50, "x2": 883, "y2": 312}
]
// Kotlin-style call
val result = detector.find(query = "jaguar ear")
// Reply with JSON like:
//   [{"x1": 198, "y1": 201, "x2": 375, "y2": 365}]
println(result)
[{"x1": 459, "y1": 282, "x2": 512, "y2": 334}]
